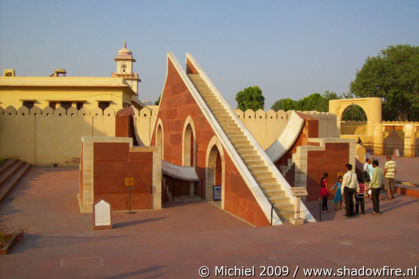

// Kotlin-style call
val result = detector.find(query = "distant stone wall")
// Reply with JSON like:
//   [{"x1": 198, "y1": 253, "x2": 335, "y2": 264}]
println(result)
[
  {"x1": 340, "y1": 121, "x2": 367, "y2": 135},
  {"x1": 234, "y1": 109, "x2": 289, "y2": 149},
  {"x1": 234, "y1": 109, "x2": 339, "y2": 149},
  {"x1": 0, "y1": 105, "x2": 157, "y2": 166},
  {"x1": 298, "y1": 111, "x2": 339, "y2": 138}
]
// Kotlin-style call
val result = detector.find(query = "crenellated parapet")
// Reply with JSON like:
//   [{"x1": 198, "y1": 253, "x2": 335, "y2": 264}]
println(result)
[
  {"x1": 233, "y1": 109, "x2": 289, "y2": 149},
  {"x1": 0, "y1": 105, "x2": 158, "y2": 165},
  {"x1": 233, "y1": 109, "x2": 340, "y2": 149}
]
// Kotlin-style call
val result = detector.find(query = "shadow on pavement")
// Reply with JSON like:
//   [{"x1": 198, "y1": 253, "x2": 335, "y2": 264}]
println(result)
[
  {"x1": 101, "y1": 265, "x2": 166, "y2": 279},
  {"x1": 113, "y1": 217, "x2": 167, "y2": 228}
]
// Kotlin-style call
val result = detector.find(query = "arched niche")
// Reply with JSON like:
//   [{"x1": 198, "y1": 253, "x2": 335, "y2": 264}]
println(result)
[
  {"x1": 156, "y1": 118, "x2": 164, "y2": 160},
  {"x1": 182, "y1": 116, "x2": 197, "y2": 167}
]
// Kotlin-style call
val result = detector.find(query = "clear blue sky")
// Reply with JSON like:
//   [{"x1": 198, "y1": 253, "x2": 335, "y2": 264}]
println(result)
[{"x1": 1, "y1": 0, "x2": 418, "y2": 108}]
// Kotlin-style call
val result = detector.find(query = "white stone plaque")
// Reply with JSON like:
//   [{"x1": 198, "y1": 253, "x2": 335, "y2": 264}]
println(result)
[{"x1": 94, "y1": 200, "x2": 111, "y2": 229}]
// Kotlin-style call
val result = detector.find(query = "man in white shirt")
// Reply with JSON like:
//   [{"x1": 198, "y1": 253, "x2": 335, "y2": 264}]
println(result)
[{"x1": 341, "y1": 164, "x2": 359, "y2": 217}]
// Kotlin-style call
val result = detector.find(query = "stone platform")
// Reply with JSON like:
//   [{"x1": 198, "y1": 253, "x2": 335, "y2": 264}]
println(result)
[{"x1": 0, "y1": 167, "x2": 418, "y2": 279}]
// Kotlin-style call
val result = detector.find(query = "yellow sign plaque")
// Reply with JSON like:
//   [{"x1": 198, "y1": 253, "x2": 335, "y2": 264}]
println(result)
[{"x1": 125, "y1": 177, "x2": 134, "y2": 187}]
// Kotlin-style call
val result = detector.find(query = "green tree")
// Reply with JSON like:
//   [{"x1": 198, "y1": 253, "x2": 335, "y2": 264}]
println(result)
[
  {"x1": 154, "y1": 96, "x2": 160, "y2": 105},
  {"x1": 350, "y1": 44, "x2": 419, "y2": 121},
  {"x1": 271, "y1": 98, "x2": 298, "y2": 111},
  {"x1": 298, "y1": 93, "x2": 328, "y2": 111},
  {"x1": 235, "y1": 86, "x2": 265, "y2": 111},
  {"x1": 271, "y1": 90, "x2": 341, "y2": 112}
]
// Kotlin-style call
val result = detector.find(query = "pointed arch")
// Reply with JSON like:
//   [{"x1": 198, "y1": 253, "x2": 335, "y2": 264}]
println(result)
[
  {"x1": 182, "y1": 116, "x2": 197, "y2": 167},
  {"x1": 156, "y1": 118, "x2": 164, "y2": 160},
  {"x1": 205, "y1": 136, "x2": 225, "y2": 208}
]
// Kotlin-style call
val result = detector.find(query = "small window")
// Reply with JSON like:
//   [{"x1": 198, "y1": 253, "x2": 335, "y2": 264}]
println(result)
[
  {"x1": 23, "y1": 101, "x2": 34, "y2": 109},
  {"x1": 98, "y1": 101, "x2": 110, "y2": 111},
  {"x1": 122, "y1": 64, "x2": 126, "y2": 73},
  {"x1": 76, "y1": 102, "x2": 83, "y2": 110},
  {"x1": 49, "y1": 102, "x2": 57, "y2": 110}
]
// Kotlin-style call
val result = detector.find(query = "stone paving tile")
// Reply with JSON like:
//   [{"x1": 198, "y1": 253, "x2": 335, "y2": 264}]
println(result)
[{"x1": 0, "y1": 167, "x2": 418, "y2": 279}]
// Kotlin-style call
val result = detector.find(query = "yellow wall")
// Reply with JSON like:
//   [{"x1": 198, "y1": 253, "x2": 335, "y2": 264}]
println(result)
[
  {"x1": 0, "y1": 105, "x2": 158, "y2": 166},
  {"x1": 329, "y1": 97, "x2": 382, "y2": 138},
  {"x1": 235, "y1": 109, "x2": 288, "y2": 149},
  {"x1": 235, "y1": 109, "x2": 339, "y2": 149},
  {"x1": 0, "y1": 76, "x2": 137, "y2": 112},
  {"x1": 0, "y1": 87, "x2": 128, "y2": 111}
]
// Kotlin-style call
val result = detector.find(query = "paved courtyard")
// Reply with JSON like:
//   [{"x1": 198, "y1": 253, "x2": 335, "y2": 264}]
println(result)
[{"x1": 0, "y1": 167, "x2": 418, "y2": 279}]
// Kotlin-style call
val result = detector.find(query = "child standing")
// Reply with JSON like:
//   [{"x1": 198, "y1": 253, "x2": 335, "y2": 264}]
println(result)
[
  {"x1": 320, "y1": 173, "x2": 329, "y2": 213},
  {"x1": 356, "y1": 176, "x2": 366, "y2": 214},
  {"x1": 332, "y1": 176, "x2": 343, "y2": 210}
]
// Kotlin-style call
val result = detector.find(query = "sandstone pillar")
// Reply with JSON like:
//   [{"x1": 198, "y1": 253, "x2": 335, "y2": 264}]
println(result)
[
  {"x1": 373, "y1": 123, "x2": 384, "y2": 155},
  {"x1": 403, "y1": 124, "x2": 416, "y2": 157}
]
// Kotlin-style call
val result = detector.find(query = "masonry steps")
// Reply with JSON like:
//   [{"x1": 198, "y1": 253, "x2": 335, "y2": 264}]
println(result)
[
  {"x1": 0, "y1": 159, "x2": 31, "y2": 203},
  {"x1": 188, "y1": 73, "x2": 296, "y2": 222}
]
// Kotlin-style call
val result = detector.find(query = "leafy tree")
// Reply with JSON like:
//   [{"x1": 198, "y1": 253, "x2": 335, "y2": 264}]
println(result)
[
  {"x1": 236, "y1": 86, "x2": 265, "y2": 111},
  {"x1": 271, "y1": 98, "x2": 298, "y2": 111},
  {"x1": 350, "y1": 44, "x2": 419, "y2": 121},
  {"x1": 271, "y1": 91, "x2": 341, "y2": 112},
  {"x1": 299, "y1": 93, "x2": 328, "y2": 111},
  {"x1": 154, "y1": 96, "x2": 160, "y2": 105}
]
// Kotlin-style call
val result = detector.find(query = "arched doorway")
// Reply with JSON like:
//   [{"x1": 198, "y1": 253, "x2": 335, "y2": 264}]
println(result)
[
  {"x1": 340, "y1": 104, "x2": 368, "y2": 135},
  {"x1": 205, "y1": 137, "x2": 225, "y2": 207}
]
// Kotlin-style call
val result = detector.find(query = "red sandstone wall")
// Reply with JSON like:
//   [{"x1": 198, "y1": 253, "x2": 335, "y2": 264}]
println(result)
[
  {"x1": 93, "y1": 142, "x2": 153, "y2": 210},
  {"x1": 150, "y1": 56, "x2": 270, "y2": 226},
  {"x1": 306, "y1": 142, "x2": 349, "y2": 201},
  {"x1": 115, "y1": 107, "x2": 138, "y2": 145},
  {"x1": 224, "y1": 155, "x2": 270, "y2": 226}
]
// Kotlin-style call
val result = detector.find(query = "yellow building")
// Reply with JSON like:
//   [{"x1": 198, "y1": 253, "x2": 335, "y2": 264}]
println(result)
[{"x1": 0, "y1": 42, "x2": 143, "y2": 112}]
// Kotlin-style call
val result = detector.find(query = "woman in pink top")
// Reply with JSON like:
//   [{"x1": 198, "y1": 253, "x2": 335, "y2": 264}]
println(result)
[{"x1": 320, "y1": 173, "x2": 329, "y2": 213}]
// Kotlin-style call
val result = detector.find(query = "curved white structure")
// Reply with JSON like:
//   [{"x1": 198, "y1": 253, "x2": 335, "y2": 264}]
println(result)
[{"x1": 265, "y1": 111, "x2": 304, "y2": 162}]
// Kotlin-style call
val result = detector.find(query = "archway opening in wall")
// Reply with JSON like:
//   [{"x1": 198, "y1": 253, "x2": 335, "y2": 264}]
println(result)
[
  {"x1": 384, "y1": 128, "x2": 405, "y2": 156},
  {"x1": 340, "y1": 104, "x2": 368, "y2": 135},
  {"x1": 183, "y1": 124, "x2": 195, "y2": 167},
  {"x1": 206, "y1": 145, "x2": 223, "y2": 204}
]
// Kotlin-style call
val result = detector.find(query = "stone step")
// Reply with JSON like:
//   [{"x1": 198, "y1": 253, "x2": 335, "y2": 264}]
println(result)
[
  {"x1": 0, "y1": 162, "x2": 31, "y2": 203},
  {"x1": 0, "y1": 159, "x2": 18, "y2": 176},
  {"x1": 273, "y1": 201, "x2": 294, "y2": 210},
  {"x1": 264, "y1": 190, "x2": 287, "y2": 199},
  {"x1": 250, "y1": 171, "x2": 273, "y2": 179},
  {"x1": 231, "y1": 139, "x2": 249, "y2": 145},
  {"x1": 261, "y1": 183, "x2": 280, "y2": 191},
  {"x1": 275, "y1": 210, "x2": 295, "y2": 221},
  {"x1": 256, "y1": 176, "x2": 277, "y2": 184},
  {"x1": 239, "y1": 150, "x2": 258, "y2": 156},
  {"x1": 248, "y1": 165, "x2": 269, "y2": 172},
  {"x1": 0, "y1": 160, "x2": 25, "y2": 187},
  {"x1": 241, "y1": 154, "x2": 261, "y2": 161},
  {"x1": 235, "y1": 145, "x2": 254, "y2": 151}
]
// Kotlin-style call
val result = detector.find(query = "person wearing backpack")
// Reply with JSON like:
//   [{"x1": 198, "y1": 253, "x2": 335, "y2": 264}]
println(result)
[{"x1": 363, "y1": 158, "x2": 373, "y2": 198}]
